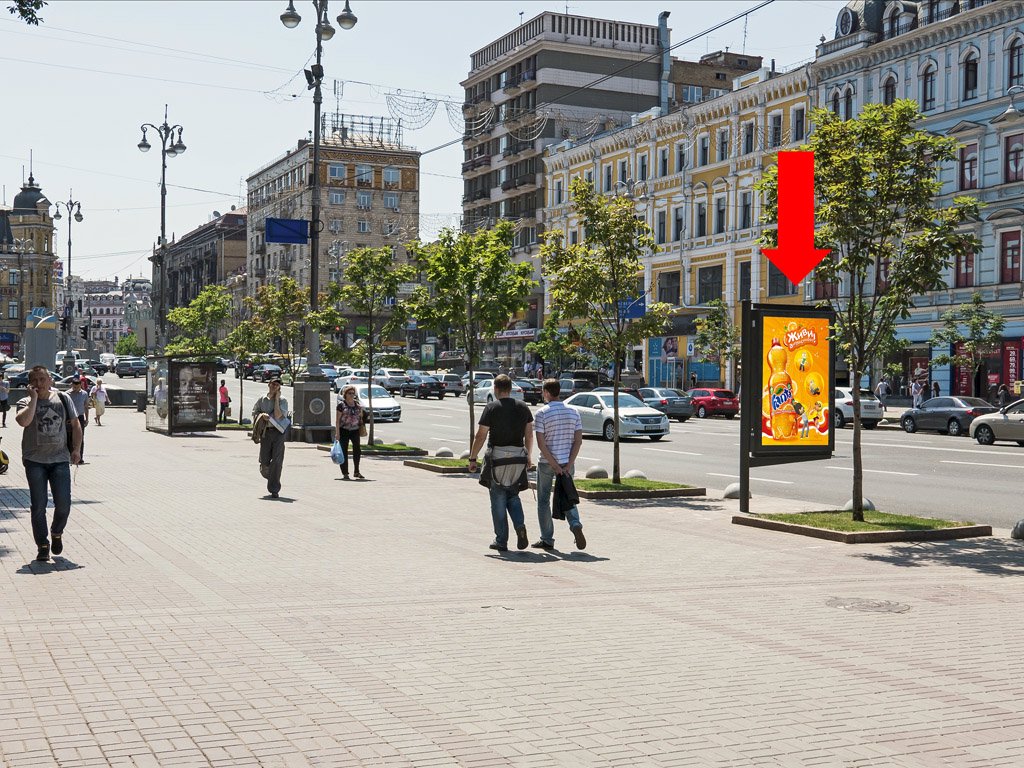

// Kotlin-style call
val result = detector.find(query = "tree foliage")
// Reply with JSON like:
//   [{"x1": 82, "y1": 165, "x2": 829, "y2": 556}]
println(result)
[
  {"x1": 8, "y1": 0, "x2": 45, "y2": 24},
  {"x1": 115, "y1": 332, "x2": 145, "y2": 358},
  {"x1": 693, "y1": 298, "x2": 741, "y2": 370},
  {"x1": 540, "y1": 178, "x2": 671, "y2": 482},
  {"x1": 223, "y1": 318, "x2": 273, "y2": 424},
  {"x1": 525, "y1": 307, "x2": 589, "y2": 374},
  {"x1": 757, "y1": 99, "x2": 982, "y2": 519},
  {"x1": 409, "y1": 221, "x2": 537, "y2": 449},
  {"x1": 930, "y1": 292, "x2": 1005, "y2": 397},
  {"x1": 246, "y1": 277, "x2": 309, "y2": 374},
  {"x1": 164, "y1": 285, "x2": 233, "y2": 356}
]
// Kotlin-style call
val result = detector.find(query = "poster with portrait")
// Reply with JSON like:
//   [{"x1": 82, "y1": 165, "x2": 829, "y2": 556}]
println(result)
[
  {"x1": 168, "y1": 360, "x2": 217, "y2": 433},
  {"x1": 145, "y1": 357, "x2": 170, "y2": 432}
]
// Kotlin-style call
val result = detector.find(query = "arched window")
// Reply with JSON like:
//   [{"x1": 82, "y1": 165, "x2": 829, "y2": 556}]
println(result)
[
  {"x1": 886, "y1": 11, "x2": 899, "y2": 39},
  {"x1": 883, "y1": 77, "x2": 897, "y2": 106},
  {"x1": 962, "y1": 53, "x2": 979, "y2": 101},
  {"x1": 921, "y1": 65, "x2": 936, "y2": 111},
  {"x1": 844, "y1": 89, "x2": 854, "y2": 120},
  {"x1": 832, "y1": 91, "x2": 840, "y2": 115},
  {"x1": 1010, "y1": 39, "x2": 1024, "y2": 88}
]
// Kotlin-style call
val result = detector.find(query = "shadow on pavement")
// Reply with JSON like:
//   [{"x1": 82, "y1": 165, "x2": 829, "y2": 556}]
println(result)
[
  {"x1": 262, "y1": 495, "x2": 296, "y2": 503},
  {"x1": 855, "y1": 538, "x2": 1024, "y2": 577},
  {"x1": 587, "y1": 498, "x2": 723, "y2": 512},
  {"x1": 16, "y1": 557, "x2": 85, "y2": 574}
]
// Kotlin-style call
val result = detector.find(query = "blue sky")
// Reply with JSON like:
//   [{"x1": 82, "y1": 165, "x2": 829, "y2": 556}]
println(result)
[{"x1": 0, "y1": 0, "x2": 844, "y2": 281}]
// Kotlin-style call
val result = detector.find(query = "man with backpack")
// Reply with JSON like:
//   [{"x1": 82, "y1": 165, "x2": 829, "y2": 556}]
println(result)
[{"x1": 468, "y1": 375, "x2": 534, "y2": 552}]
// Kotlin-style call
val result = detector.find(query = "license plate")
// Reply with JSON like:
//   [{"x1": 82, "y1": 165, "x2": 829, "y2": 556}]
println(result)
[{"x1": 643, "y1": 425, "x2": 662, "y2": 432}]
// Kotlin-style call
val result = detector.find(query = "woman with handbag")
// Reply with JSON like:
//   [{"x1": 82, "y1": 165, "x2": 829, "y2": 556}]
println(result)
[
  {"x1": 218, "y1": 379, "x2": 231, "y2": 423},
  {"x1": 336, "y1": 385, "x2": 365, "y2": 480},
  {"x1": 90, "y1": 379, "x2": 108, "y2": 426}
]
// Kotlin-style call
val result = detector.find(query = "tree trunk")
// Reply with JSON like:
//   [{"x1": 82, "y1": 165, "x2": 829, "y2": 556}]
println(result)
[
  {"x1": 851, "y1": 366, "x2": 864, "y2": 522},
  {"x1": 238, "y1": 366, "x2": 245, "y2": 425},
  {"x1": 612, "y1": 355, "x2": 621, "y2": 484},
  {"x1": 367, "y1": 311, "x2": 375, "y2": 448}
]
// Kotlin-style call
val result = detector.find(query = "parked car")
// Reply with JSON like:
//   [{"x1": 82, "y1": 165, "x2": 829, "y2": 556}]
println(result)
[
  {"x1": 564, "y1": 391, "x2": 670, "y2": 441},
  {"x1": 557, "y1": 378, "x2": 593, "y2": 401},
  {"x1": 831, "y1": 387, "x2": 883, "y2": 429},
  {"x1": 592, "y1": 385, "x2": 642, "y2": 399},
  {"x1": 686, "y1": 388, "x2": 739, "y2": 419},
  {"x1": 514, "y1": 379, "x2": 542, "y2": 405},
  {"x1": 638, "y1": 387, "x2": 694, "y2": 422},
  {"x1": 400, "y1": 375, "x2": 445, "y2": 399},
  {"x1": 350, "y1": 384, "x2": 401, "y2": 422},
  {"x1": 317, "y1": 364, "x2": 340, "y2": 382},
  {"x1": 55, "y1": 374, "x2": 94, "y2": 390},
  {"x1": 115, "y1": 358, "x2": 148, "y2": 378},
  {"x1": 334, "y1": 369, "x2": 371, "y2": 391},
  {"x1": 373, "y1": 368, "x2": 410, "y2": 393},
  {"x1": 405, "y1": 369, "x2": 431, "y2": 378},
  {"x1": 83, "y1": 359, "x2": 109, "y2": 375},
  {"x1": 251, "y1": 363, "x2": 283, "y2": 382},
  {"x1": 437, "y1": 373, "x2": 465, "y2": 397},
  {"x1": 467, "y1": 378, "x2": 524, "y2": 404},
  {"x1": 74, "y1": 363, "x2": 99, "y2": 378},
  {"x1": 9, "y1": 368, "x2": 59, "y2": 387},
  {"x1": 969, "y1": 399, "x2": 1024, "y2": 445},
  {"x1": 902, "y1": 395, "x2": 997, "y2": 436},
  {"x1": 461, "y1": 371, "x2": 495, "y2": 386}
]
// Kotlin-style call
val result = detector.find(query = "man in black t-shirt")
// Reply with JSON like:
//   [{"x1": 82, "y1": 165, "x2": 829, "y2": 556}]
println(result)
[{"x1": 468, "y1": 375, "x2": 534, "y2": 552}]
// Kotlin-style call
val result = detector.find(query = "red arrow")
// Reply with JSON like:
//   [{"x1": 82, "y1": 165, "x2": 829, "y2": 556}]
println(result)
[{"x1": 762, "y1": 151, "x2": 831, "y2": 284}]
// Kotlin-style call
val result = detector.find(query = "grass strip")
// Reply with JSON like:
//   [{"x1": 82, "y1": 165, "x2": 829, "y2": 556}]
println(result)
[
  {"x1": 417, "y1": 457, "x2": 468, "y2": 467},
  {"x1": 575, "y1": 478, "x2": 691, "y2": 491},
  {"x1": 755, "y1": 510, "x2": 968, "y2": 533},
  {"x1": 366, "y1": 443, "x2": 423, "y2": 452}
]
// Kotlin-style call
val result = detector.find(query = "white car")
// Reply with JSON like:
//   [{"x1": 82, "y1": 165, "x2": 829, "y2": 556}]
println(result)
[
  {"x1": 970, "y1": 399, "x2": 1024, "y2": 446},
  {"x1": 461, "y1": 371, "x2": 495, "y2": 386},
  {"x1": 467, "y1": 378, "x2": 524, "y2": 404},
  {"x1": 374, "y1": 368, "x2": 410, "y2": 392},
  {"x1": 833, "y1": 387, "x2": 882, "y2": 429},
  {"x1": 564, "y1": 391, "x2": 670, "y2": 441},
  {"x1": 334, "y1": 369, "x2": 371, "y2": 391},
  {"x1": 345, "y1": 384, "x2": 402, "y2": 422}
]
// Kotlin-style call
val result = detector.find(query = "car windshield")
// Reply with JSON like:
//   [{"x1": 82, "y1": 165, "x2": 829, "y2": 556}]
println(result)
[
  {"x1": 420, "y1": 376, "x2": 438, "y2": 383},
  {"x1": 671, "y1": 389, "x2": 690, "y2": 398},
  {"x1": 350, "y1": 370, "x2": 370, "y2": 378},
  {"x1": 356, "y1": 386, "x2": 390, "y2": 399},
  {"x1": 597, "y1": 394, "x2": 644, "y2": 408},
  {"x1": 857, "y1": 389, "x2": 878, "y2": 400},
  {"x1": 957, "y1": 397, "x2": 992, "y2": 407}
]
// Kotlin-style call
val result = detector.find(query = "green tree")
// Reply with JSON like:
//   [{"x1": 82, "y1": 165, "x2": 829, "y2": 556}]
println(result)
[
  {"x1": 541, "y1": 178, "x2": 671, "y2": 483},
  {"x1": 8, "y1": 0, "x2": 45, "y2": 24},
  {"x1": 164, "y1": 285, "x2": 232, "y2": 356},
  {"x1": 409, "y1": 221, "x2": 537, "y2": 449},
  {"x1": 335, "y1": 246, "x2": 416, "y2": 446},
  {"x1": 693, "y1": 299, "x2": 741, "y2": 385},
  {"x1": 757, "y1": 99, "x2": 981, "y2": 520},
  {"x1": 115, "y1": 332, "x2": 145, "y2": 358},
  {"x1": 930, "y1": 292, "x2": 1005, "y2": 397},
  {"x1": 525, "y1": 308, "x2": 589, "y2": 375},
  {"x1": 246, "y1": 277, "x2": 309, "y2": 376},
  {"x1": 223, "y1": 318, "x2": 272, "y2": 424}
]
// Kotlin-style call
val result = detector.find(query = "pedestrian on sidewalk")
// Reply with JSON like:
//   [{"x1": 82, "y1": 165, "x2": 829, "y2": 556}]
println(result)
[
  {"x1": 90, "y1": 379, "x2": 107, "y2": 426},
  {"x1": 912, "y1": 379, "x2": 924, "y2": 408},
  {"x1": 67, "y1": 377, "x2": 90, "y2": 465},
  {"x1": 252, "y1": 377, "x2": 288, "y2": 499},
  {"x1": 218, "y1": 379, "x2": 230, "y2": 423},
  {"x1": 932, "y1": 381, "x2": 941, "y2": 399},
  {"x1": 336, "y1": 385, "x2": 364, "y2": 480},
  {"x1": 532, "y1": 378, "x2": 586, "y2": 551},
  {"x1": 998, "y1": 384, "x2": 1010, "y2": 408},
  {"x1": 16, "y1": 366, "x2": 81, "y2": 562},
  {"x1": 874, "y1": 379, "x2": 889, "y2": 412},
  {"x1": 468, "y1": 374, "x2": 534, "y2": 552},
  {"x1": 0, "y1": 371, "x2": 10, "y2": 427}
]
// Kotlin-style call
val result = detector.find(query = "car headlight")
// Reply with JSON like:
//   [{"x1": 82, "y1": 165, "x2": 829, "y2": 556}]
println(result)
[{"x1": 622, "y1": 416, "x2": 640, "y2": 424}]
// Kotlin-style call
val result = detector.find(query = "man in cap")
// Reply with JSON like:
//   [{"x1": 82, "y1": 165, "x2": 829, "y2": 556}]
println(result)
[
  {"x1": 66, "y1": 376, "x2": 91, "y2": 464},
  {"x1": 251, "y1": 376, "x2": 289, "y2": 498}
]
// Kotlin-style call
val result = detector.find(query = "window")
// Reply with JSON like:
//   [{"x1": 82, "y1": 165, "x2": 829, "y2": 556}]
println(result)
[
  {"x1": 585, "y1": 169, "x2": 593, "y2": 185},
  {"x1": 8, "y1": 270, "x2": 17, "y2": 286},
  {"x1": 355, "y1": 164, "x2": 372, "y2": 185},
  {"x1": 697, "y1": 265, "x2": 723, "y2": 304},
  {"x1": 604, "y1": 165, "x2": 612, "y2": 192},
  {"x1": 383, "y1": 166, "x2": 401, "y2": 185},
  {"x1": 696, "y1": 202, "x2": 707, "y2": 237},
  {"x1": 955, "y1": 251, "x2": 974, "y2": 288},
  {"x1": 7, "y1": 300, "x2": 17, "y2": 320},
  {"x1": 673, "y1": 207, "x2": 684, "y2": 240},
  {"x1": 679, "y1": 84, "x2": 702, "y2": 104},
  {"x1": 743, "y1": 123, "x2": 754, "y2": 154},
  {"x1": 832, "y1": 92, "x2": 840, "y2": 114},
  {"x1": 555, "y1": 179, "x2": 563, "y2": 205},
  {"x1": 676, "y1": 143, "x2": 686, "y2": 172},
  {"x1": 384, "y1": 221, "x2": 399, "y2": 236},
  {"x1": 963, "y1": 54, "x2": 978, "y2": 100},
  {"x1": 815, "y1": 276, "x2": 839, "y2": 300},
  {"x1": 657, "y1": 271, "x2": 680, "y2": 305},
  {"x1": 876, "y1": 257, "x2": 890, "y2": 292},
  {"x1": 357, "y1": 191, "x2": 372, "y2": 209},
  {"x1": 384, "y1": 192, "x2": 399, "y2": 210},
  {"x1": 1006, "y1": 133, "x2": 1024, "y2": 183},
  {"x1": 844, "y1": 90, "x2": 853, "y2": 120},
  {"x1": 659, "y1": 148, "x2": 668, "y2": 177},
  {"x1": 328, "y1": 189, "x2": 345, "y2": 205},
  {"x1": 769, "y1": 115, "x2": 782, "y2": 148},
  {"x1": 358, "y1": 219, "x2": 371, "y2": 234},
  {"x1": 656, "y1": 211, "x2": 666, "y2": 244},
  {"x1": 921, "y1": 66, "x2": 936, "y2": 111},
  {"x1": 328, "y1": 218, "x2": 342, "y2": 234},
  {"x1": 328, "y1": 163, "x2": 346, "y2": 181},
  {"x1": 740, "y1": 191, "x2": 752, "y2": 229},
  {"x1": 959, "y1": 143, "x2": 978, "y2": 190},
  {"x1": 883, "y1": 77, "x2": 897, "y2": 106},
  {"x1": 714, "y1": 197, "x2": 726, "y2": 234},
  {"x1": 569, "y1": 230, "x2": 578, "y2": 245},
  {"x1": 639, "y1": 155, "x2": 648, "y2": 181},
  {"x1": 739, "y1": 261, "x2": 751, "y2": 300},
  {"x1": 1001, "y1": 231, "x2": 1021, "y2": 283},
  {"x1": 768, "y1": 263, "x2": 796, "y2": 296},
  {"x1": 618, "y1": 159, "x2": 628, "y2": 182},
  {"x1": 793, "y1": 108, "x2": 805, "y2": 142},
  {"x1": 1011, "y1": 39, "x2": 1024, "y2": 88},
  {"x1": 699, "y1": 137, "x2": 709, "y2": 166},
  {"x1": 717, "y1": 129, "x2": 729, "y2": 161}
]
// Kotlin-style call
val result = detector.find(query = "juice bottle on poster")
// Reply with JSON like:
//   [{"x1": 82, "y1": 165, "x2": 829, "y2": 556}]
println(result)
[{"x1": 767, "y1": 337, "x2": 798, "y2": 440}]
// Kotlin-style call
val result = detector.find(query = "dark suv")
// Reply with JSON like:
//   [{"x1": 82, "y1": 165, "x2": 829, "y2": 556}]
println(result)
[{"x1": 115, "y1": 359, "x2": 148, "y2": 378}]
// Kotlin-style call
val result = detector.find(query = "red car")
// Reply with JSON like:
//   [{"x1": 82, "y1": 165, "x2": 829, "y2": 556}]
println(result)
[{"x1": 687, "y1": 388, "x2": 739, "y2": 419}]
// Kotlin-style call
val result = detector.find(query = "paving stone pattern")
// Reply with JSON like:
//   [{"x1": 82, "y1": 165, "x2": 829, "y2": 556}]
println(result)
[{"x1": 0, "y1": 410, "x2": 1022, "y2": 767}]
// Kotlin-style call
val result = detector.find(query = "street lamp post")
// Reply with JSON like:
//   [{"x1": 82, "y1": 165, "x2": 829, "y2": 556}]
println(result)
[
  {"x1": 280, "y1": 0, "x2": 357, "y2": 377},
  {"x1": 53, "y1": 192, "x2": 84, "y2": 374},
  {"x1": 10, "y1": 238, "x2": 31, "y2": 361},
  {"x1": 137, "y1": 105, "x2": 187, "y2": 349}
]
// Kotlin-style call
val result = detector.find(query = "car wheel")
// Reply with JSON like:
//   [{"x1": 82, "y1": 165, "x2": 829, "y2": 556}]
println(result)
[
  {"x1": 697, "y1": 405, "x2": 708, "y2": 418},
  {"x1": 862, "y1": 421, "x2": 878, "y2": 430},
  {"x1": 724, "y1": 414, "x2": 735, "y2": 420},
  {"x1": 901, "y1": 415, "x2": 916, "y2": 434},
  {"x1": 947, "y1": 418, "x2": 963, "y2": 437},
  {"x1": 677, "y1": 417, "x2": 689, "y2": 423},
  {"x1": 649, "y1": 435, "x2": 664, "y2": 441},
  {"x1": 438, "y1": 393, "x2": 445, "y2": 399},
  {"x1": 834, "y1": 411, "x2": 846, "y2": 429},
  {"x1": 602, "y1": 420, "x2": 616, "y2": 441},
  {"x1": 486, "y1": 395, "x2": 493, "y2": 403},
  {"x1": 975, "y1": 424, "x2": 995, "y2": 445}
]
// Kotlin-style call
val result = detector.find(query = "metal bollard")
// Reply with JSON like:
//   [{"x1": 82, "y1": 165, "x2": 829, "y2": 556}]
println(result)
[{"x1": 136, "y1": 393, "x2": 147, "y2": 412}]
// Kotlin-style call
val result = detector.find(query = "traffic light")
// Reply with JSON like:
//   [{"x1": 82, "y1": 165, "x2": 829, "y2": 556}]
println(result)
[
  {"x1": 79, "y1": 324, "x2": 89, "y2": 341},
  {"x1": 60, "y1": 316, "x2": 69, "y2": 332}
]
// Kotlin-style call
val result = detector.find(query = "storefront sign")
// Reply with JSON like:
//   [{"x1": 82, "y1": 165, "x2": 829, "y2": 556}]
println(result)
[
  {"x1": 493, "y1": 328, "x2": 536, "y2": 339},
  {"x1": 954, "y1": 342, "x2": 971, "y2": 396},
  {"x1": 1003, "y1": 340, "x2": 1019, "y2": 388},
  {"x1": 168, "y1": 360, "x2": 218, "y2": 433},
  {"x1": 420, "y1": 343, "x2": 435, "y2": 367}
]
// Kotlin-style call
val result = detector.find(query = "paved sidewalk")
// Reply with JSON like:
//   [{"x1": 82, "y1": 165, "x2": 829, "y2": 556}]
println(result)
[{"x1": 0, "y1": 408, "x2": 1022, "y2": 767}]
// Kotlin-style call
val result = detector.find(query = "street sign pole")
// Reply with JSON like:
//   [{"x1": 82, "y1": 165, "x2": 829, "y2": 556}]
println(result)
[{"x1": 739, "y1": 300, "x2": 752, "y2": 514}]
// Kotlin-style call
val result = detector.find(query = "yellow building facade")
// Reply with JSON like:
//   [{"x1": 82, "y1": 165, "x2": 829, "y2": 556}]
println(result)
[{"x1": 542, "y1": 65, "x2": 810, "y2": 389}]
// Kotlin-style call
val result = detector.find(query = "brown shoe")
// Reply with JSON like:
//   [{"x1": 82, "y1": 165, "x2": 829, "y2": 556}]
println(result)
[
  {"x1": 515, "y1": 526, "x2": 528, "y2": 550},
  {"x1": 571, "y1": 525, "x2": 586, "y2": 550}
]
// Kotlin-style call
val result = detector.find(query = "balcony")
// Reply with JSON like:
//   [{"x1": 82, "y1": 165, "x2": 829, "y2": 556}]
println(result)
[
  {"x1": 461, "y1": 155, "x2": 493, "y2": 174},
  {"x1": 251, "y1": 265, "x2": 266, "y2": 278},
  {"x1": 515, "y1": 174, "x2": 538, "y2": 189}
]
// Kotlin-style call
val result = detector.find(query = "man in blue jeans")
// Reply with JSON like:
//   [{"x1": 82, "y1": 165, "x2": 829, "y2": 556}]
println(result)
[
  {"x1": 468, "y1": 375, "x2": 534, "y2": 552},
  {"x1": 16, "y1": 366, "x2": 82, "y2": 562},
  {"x1": 533, "y1": 378, "x2": 586, "y2": 550}
]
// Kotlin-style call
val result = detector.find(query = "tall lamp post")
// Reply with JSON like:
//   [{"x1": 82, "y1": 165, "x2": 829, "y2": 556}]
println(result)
[
  {"x1": 53, "y1": 193, "x2": 83, "y2": 374},
  {"x1": 279, "y1": 0, "x2": 357, "y2": 377},
  {"x1": 137, "y1": 105, "x2": 187, "y2": 349}
]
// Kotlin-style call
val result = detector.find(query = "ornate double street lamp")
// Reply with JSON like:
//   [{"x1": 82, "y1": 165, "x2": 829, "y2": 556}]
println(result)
[
  {"x1": 137, "y1": 105, "x2": 187, "y2": 348},
  {"x1": 53, "y1": 192, "x2": 83, "y2": 374},
  {"x1": 279, "y1": 0, "x2": 357, "y2": 378}
]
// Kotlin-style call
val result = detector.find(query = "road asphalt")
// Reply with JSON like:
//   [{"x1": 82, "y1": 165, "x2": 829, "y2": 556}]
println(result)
[{"x1": 0, "y1": 402, "x2": 1023, "y2": 766}]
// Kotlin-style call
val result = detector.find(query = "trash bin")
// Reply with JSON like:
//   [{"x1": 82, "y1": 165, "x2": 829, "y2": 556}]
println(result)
[{"x1": 136, "y1": 393, "x2": 147, "y2": 412}]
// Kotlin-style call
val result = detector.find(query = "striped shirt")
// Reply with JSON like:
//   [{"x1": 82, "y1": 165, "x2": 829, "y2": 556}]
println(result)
[{"x1": 534, "y1": 400, "x2": 582, "y2": 465}]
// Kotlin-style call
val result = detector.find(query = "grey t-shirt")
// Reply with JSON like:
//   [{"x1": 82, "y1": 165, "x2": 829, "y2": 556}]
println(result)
[
  {"x1": 252, "y1": 395, "x2": 289, "y2": 419},
  {"x1": 17, "y1": 391, "x2": 77, "y2": 464},
  {"x1": 67, "y1": 388, "x2": 89, "y2": 418}
]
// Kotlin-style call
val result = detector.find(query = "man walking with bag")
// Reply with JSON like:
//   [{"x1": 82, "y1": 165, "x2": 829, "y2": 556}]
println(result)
[
  {"x1": 252, "y1": 377, "x2": 288, "y2": 498},
  {"x1": 532, "y1": 379, "x2": 586, "y2": 550},
  {"x1": 16, "y1": 366, "x2": 82, "y2": 561},
  {"x1": 468, "y1": 375, "x2": 534, "y2": 552}
]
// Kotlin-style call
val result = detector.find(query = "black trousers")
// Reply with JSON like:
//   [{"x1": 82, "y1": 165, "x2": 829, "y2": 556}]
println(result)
[
  {"x1": 338, "y1": 427, "x2": 361, "y2": 475},
  {"x1": 259, "y1": 428, "x2": 286, "y2": 494}
]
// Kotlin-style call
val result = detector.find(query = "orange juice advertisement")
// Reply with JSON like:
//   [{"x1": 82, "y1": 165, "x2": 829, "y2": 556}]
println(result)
[{"x1": 760, "y1": 316, "x2": 831, "y2": 447}]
